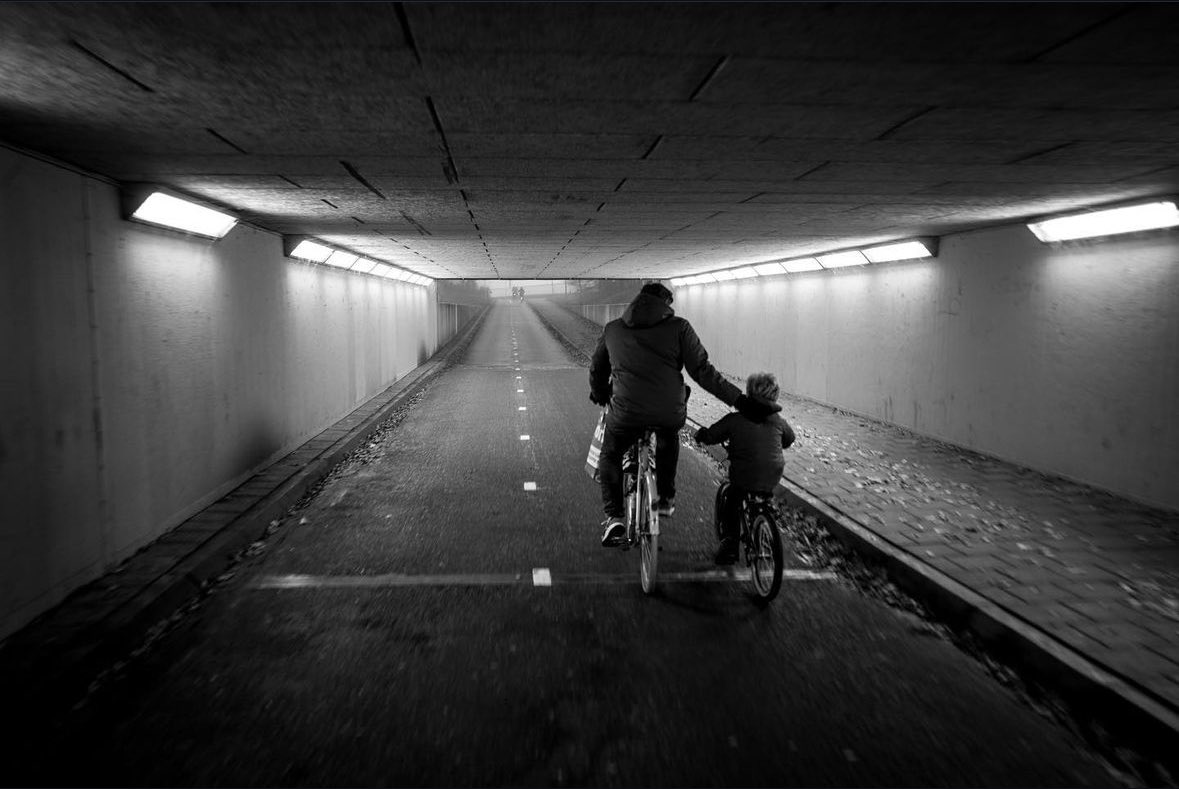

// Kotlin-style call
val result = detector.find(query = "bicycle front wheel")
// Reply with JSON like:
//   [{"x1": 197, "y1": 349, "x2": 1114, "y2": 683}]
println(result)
[
  {"x1": 638, "y1": 470, "x2": 659, "y2": 595},
  {"x1": 713, "y1": 481, "x2": 730, "y2": 542},
  {"x1": 746, "y1": 511, "x2": 783, "y2": 602}
]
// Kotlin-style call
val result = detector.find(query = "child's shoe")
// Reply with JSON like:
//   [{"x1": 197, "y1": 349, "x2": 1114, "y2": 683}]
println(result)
[{"x1": 714, "y1": 538, "x2": 739, "y2": 565}]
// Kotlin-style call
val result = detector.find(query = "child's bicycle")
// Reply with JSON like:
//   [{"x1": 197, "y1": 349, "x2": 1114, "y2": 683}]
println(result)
[
  {"x1": 714, "y1": 481, "x2": 785, "y2": 603},
  {"x1": 621, "y1": 429, "x2": 660, "y2": 595}
]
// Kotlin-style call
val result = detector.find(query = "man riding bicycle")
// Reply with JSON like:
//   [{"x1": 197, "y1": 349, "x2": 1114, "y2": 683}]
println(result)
[{"x1": 589, "y1": 282, "x2": 776, "y2": 547}]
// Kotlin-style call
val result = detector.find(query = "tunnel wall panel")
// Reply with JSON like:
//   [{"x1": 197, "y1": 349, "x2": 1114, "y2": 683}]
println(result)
[
  {"x1": 436, "y1": 302, "x2": 482, "y2": 347},
  {"x1": 0, "y1": 149, "x2": 106, "y2": 639},
  {"x1": 671, "y1": 225, "x2": 1179, "y2": 510},
  {"x1": 580, "y1": 303, "x2": 630, "y2": 325},
  {"x1": 0, "y1": 147, "x2": 441, "y2": 639}
]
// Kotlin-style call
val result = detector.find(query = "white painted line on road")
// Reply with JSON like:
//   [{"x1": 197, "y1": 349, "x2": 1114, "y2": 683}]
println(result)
[
  {"x1": 254, "y1": 573, "x2": 524, "y2": 589},
  {"x1": 520, "y1": 435, "x2": 530, "y2": 440},
  {"x1": 252, "y1": 569, "x2": 838, "y2": 590},
  {"x1": 523, "y1": 481, "x2": 537, "y2": 491},
  {"x1": 657, "y1": 569, "x2": 838, "y2": 582}
]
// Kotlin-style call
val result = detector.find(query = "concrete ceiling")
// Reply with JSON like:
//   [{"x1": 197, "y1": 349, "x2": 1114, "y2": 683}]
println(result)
[{"x1": 2, "y1": 2, "x2": 1177, "y2": 280}]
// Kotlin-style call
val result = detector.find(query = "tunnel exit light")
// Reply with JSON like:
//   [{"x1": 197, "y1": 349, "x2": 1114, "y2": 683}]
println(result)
[
  {"x1": 1027, "y1": 200, "x2": 1179, "y2": 242},
  {"x1": 130, "y1": 192, "x2": 237, "y2": 239}
]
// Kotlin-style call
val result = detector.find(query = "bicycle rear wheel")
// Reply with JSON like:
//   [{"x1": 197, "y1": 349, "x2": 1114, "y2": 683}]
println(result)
[
  {"x1": 638, "y1": 470, "x2": 659, "y2": 595},
  {"x1": 746, "y1": 510, "x2": 783, "y2": 602}
]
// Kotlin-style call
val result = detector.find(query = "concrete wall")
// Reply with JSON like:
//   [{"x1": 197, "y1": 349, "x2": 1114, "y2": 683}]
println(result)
[
  {"x1": 438, "y1": 303, "x2": 484, "y2": 346},
  {"x1": 663, "y1": 225, "x2": 1178, "y2": 511},
  {"x1": 580, "y1": 303, "x2": 631, "y2": 326},
  {"x1": 0, "y1": 146, "x2": 443, "y2": 638}
]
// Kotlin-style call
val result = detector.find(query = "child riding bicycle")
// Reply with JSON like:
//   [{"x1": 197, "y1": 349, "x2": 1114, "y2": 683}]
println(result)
[{"x1": 694, "y1": 372, "x2": 796, "y2": 565}]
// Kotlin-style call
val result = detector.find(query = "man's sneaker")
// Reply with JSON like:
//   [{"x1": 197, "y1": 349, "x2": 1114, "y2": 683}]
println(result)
[
  {"x1": 714, "y1": 538, "x2": 739, "y2": 566},
  {"x1": 600, "y1": 517, "x2": 627, "y2": 548},
  {"x1": 655, "y1": 498, "x2": 675, "y2": 517}
]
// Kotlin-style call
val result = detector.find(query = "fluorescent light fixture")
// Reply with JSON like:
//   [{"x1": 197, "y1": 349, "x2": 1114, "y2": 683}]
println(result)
[
  {"x1": 730, "y1": 266, "x2": 759, "y2": 279},
  {"x1": 130, "y1": 191, "x2": 236, "y2": 239},
  {"x1": 1027, "y1": 200, "x2": 1179, "y2": 242},
  {"x1": 712, "y1": 269, "x2": 737, "y2": 281},
  {"x1": 324, "y1": 250, "x2": 358, "y2": 269},
  {"x1": 862, "y1": 239, "x2": 936, "y2": 263},
  {"x1": 818, "y1": 250, "x2": 868, "y2": 269},
  {"x1": 351, "y1": 257, "x2": 378, "y2": 274},
  {"x1": 754, "y1": 262, "x2": 787, "y2": 275},
  {"x1": 783, "y1": 257, "x2": 822, "y2": 273},
  {"x1": 289, "y1": 239, "x2": 333, "y2": 262}
]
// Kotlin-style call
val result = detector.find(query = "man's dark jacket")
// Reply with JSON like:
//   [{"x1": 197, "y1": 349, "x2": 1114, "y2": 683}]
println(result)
[{"x1": 589, "y1": 292, "x2": 741, "y2": 428}]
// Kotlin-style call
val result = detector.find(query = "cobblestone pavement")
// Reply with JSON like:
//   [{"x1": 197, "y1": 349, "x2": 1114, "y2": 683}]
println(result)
[{"x1": 527, "y1": 297, "x2": 1179, "y2": 717}]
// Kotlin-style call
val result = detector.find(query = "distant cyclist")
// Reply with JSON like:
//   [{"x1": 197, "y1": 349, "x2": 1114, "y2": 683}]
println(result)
[
  {"x1": 695, "y1": 372, "x2": 796, "y2": 564},
  {"x1": 589, "y1": 282, "x2": 776, "y2": 547}
]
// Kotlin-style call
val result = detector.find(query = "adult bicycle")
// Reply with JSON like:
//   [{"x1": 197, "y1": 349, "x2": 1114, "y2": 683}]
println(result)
[
  {"x1": 621, "y1": 429, "x2": 660, "y2": 595},
  {"x1": 714, "y1": 480, "x2": 784, "y2": 603}
]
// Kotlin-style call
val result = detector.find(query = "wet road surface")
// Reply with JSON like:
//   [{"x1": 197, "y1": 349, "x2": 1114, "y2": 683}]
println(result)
[{"x1": 10, "y1": 301, "x2": 1116, "y2": 786}]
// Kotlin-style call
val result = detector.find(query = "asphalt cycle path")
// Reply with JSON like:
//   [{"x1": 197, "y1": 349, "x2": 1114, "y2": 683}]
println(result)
[{"x1": 13, "y1": 301, "x2": 1117, "y2": 787}]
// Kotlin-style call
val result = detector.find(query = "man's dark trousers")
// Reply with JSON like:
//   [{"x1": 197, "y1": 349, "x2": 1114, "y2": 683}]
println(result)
[{"x1": 599, "y1": 417, "x2": 680, "y2": 518}]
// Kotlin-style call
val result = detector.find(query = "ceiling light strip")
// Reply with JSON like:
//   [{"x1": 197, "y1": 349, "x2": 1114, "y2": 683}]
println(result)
[
  {"x1": 1027, "y1": 200, "x2": 1179, "y2": 242},
  {"x1": 282, "y1": 236, "x2": 432, "y2": 287},
  {"x1": 668, "y1": 237, "x2": 938, "y2": 287},
  {"x1": 129, "y1": 191, "x2": 237, "y2": 239}
]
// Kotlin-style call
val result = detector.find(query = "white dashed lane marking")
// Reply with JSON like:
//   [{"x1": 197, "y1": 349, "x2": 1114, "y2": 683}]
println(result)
[
  {"x1": 523, "y1": 481, "x2": 537, "y2": 491},
  {"x1": 520, "y1": 435, "x2": 530, "y2": 441}
]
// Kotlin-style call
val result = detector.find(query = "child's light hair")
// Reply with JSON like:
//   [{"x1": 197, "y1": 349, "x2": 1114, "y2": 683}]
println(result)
[{"x1": 746, "y1": 372, "x2": 780, "y2": 405}]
